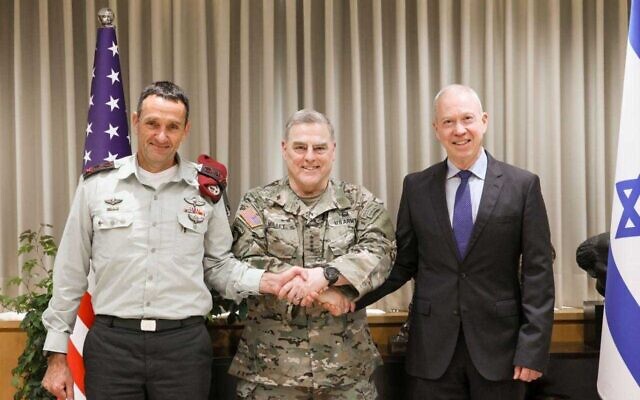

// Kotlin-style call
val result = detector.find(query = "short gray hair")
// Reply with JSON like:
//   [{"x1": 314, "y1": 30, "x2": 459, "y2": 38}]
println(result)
[
  {"x1": 433, "y1": 84, "x2": 484, "y2": 120},
  {"x1": 284, "y1": 109, "x2": 335, "y2": 141}
]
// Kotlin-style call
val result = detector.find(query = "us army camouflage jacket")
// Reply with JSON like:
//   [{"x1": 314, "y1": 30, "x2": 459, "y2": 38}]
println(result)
[{"x1": 229, "y1": 178, "x2": 396, "y2": 388}]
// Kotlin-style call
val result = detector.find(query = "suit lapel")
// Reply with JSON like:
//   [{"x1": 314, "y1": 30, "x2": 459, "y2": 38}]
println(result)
[
  {"x1": 464, "y1": 153, "x2": 504, "y2": 259},
  {"x1": 428, "y1": 161, "x2": 460, "y2": 259}
]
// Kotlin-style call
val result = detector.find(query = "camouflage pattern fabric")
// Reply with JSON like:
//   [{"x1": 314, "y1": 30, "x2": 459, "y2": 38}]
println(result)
[
  {"x1": 236, "y1": 377, "x2": 378, "y2": 399},
  {"x1": 230, "y1": 178, "x2": 396, "y2": 389}
]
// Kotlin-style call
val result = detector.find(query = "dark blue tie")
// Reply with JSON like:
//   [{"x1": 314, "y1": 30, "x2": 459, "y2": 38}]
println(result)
[{"x1": 453, "y1": 170, "x2": 473, "y2": 259}]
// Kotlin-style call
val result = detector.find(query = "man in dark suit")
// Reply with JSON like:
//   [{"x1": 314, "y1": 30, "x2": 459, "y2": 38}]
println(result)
[{"x1": 357, "y1": 84, "x2": 555, "y2": 399}]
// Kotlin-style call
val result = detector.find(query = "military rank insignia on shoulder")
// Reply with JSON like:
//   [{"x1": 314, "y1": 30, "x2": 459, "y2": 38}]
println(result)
[{"x1": 83, "y1": 161, "x2": 115, "y2": 179}]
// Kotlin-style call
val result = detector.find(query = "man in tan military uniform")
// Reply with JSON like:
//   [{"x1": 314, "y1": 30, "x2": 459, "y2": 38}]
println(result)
[
  {"x1": 230, "y1": 109, "x2": 396, "y2": 399},
  {"x1": 41, "y1": 82, "x2": 307, "y2": 400}
]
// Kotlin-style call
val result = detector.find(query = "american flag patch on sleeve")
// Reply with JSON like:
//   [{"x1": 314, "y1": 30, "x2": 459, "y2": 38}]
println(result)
[{"x1": 239, "y1": 207, "x2": 263, "y2": 228}]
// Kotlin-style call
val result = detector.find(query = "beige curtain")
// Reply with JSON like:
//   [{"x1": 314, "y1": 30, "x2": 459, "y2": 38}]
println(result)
[{"x1": 0, "y1": 0, "x2": 629, "y2": 311}]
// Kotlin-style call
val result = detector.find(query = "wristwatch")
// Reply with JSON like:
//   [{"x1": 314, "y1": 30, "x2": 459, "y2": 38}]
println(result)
[{"x1": 323, "y1": 266, "x2": 340, "y2": 286}]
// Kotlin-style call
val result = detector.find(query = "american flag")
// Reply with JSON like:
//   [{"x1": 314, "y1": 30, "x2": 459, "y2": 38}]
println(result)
[
  {"x1": 597, "y1": 0, "x2": 640, "y2": 398},
  {"x1": 68, "y1": 22, "x2": 131, "y2": 399},
  {"x1": 82, "y1": 25, "x2": 131, "y2": 170}
]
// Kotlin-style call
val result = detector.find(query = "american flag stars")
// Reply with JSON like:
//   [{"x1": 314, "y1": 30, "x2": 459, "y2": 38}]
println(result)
[
  {"x1": 106, "y1": 68, "x2": 120, "y2": 84},
  {"x1": 104, "y1": 151, "x2": 119, "y2": 163},
  {"x1": 105, "y1": 124, "x2": 119, "y2": 139},
  {"x1": 108, "y1": 41, "x2": 119, "y2": 56},
  {"x1": 105, "y1": 95, "x2": 120, "y2": 111},
  {"x1": 82, "y1": 26, "x2": 131, "y2": 169}
]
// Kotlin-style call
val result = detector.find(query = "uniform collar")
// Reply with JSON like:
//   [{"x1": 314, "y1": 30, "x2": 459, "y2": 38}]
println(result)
[
  {"x1": 115, "y1": 153, "x2": 197, "y2": 186},
  {"x1": 273, "y1": 178, "x2": 351, "y2": 218}
]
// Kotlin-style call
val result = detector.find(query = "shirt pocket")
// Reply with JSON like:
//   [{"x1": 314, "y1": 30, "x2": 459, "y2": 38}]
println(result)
[
  {"x1": 176, "y1": 211, "x2": 208, "y2": 257},
  {"x1": 326, "y1": 211, "x2": 357, "y2": 258},
  {"x1": 265, "y1": 214, "x2": 298, "y2": 260},
  {"x1": 266, "y1": 230, "x2": 297, "y2": 260},
  {"x1": 92, "y1": 211, "x2": 134, "y2": 257},
  {"x1": 178, "y1": 212, "x2": 208, "y2": 234},
  {"x1": 93, "y1": 211, "x2": 134, "y2": 231},
  {"x1": 327, "y1": 229, "x2": 355, "y2": 258}
]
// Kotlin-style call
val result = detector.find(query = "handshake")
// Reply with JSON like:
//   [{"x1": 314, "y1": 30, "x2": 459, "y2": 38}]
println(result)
[{"x1": 259, "y1": 266, "x2": 355, "y2": 317}]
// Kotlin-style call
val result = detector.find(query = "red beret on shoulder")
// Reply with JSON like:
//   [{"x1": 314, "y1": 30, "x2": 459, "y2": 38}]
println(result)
[{"x1": 197, "y1": 154, "x2": 227, "y2": 203}]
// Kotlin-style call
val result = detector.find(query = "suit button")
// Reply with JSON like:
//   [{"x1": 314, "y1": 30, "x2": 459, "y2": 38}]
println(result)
[
  {"x1": 460, "y1": 273, "x2": 467, "y2": 278},
  {"x1": 453, "y1": 310, "x2": 459, "y2": 316}
]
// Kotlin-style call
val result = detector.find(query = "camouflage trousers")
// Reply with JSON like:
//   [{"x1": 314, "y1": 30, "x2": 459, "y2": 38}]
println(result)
[{"x1": 236, "y1": 378, "x2": 378, "y2": 400}]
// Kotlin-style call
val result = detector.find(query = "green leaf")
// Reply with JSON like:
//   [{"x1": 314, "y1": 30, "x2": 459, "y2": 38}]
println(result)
[
  {"x1": 5, "y1": 226, "x2": 56, "y2": 398},
  {"x1": 8, "y1": 276, "x2": 23, "y2": 286},
  {"x1": 0, "y1": 294, "x2": 13, "y2": 308},
  {"x1": 17, "y1": 243, "x2": 34, "y2": 255}
]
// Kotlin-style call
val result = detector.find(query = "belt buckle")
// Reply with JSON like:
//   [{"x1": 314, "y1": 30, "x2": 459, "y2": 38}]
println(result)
[{"x1": 140, "y1": 319, "x2": 157, "y2": 332}]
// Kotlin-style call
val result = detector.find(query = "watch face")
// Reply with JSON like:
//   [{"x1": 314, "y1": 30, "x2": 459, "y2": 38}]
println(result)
[{"x1": 325, "y1": 266, "x2": 339, "y2": 285}]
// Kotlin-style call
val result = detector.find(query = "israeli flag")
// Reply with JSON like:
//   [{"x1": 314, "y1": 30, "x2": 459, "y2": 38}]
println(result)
[{"x1": 597, "y1": 0, "x2": 640, "y2": 398}]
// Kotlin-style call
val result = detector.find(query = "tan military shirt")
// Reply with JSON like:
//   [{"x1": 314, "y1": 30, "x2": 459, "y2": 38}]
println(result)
[
  {"x1": 229, "y1": 178, "x2": 396, "y2": 388},
  {"x1": 42, "y1": 155, "x2": 263, "y2": 353}
]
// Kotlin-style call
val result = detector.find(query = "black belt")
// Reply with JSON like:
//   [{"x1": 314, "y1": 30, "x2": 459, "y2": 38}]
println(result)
[{"x1": 95, "y1": 315, "x2": 204, "y2": 332}]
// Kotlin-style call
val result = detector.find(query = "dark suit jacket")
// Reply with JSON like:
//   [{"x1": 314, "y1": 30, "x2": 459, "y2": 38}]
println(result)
[{"x1": 357, "y1": 152, "x2": 555, "y2": 381}]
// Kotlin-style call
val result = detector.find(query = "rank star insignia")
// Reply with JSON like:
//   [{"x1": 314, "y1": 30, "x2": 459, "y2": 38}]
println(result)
[
  {"x1": 615, "y1": 174, "x2": 640, "y2": 238},
  {"x1": 184, "y1": 196, "x2": 206, "y2": 207}
]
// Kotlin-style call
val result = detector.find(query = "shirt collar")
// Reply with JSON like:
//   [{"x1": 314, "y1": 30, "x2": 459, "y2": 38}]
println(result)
[
  {"x1": 115, "y1": 153, "x2": 196, "y2": 185},
  {"x1": 274, "y1": 178, "x2": 350, "y2": 217},
  {"x1": 446, "y1": 148, "x2": 488, "y2": 180}
]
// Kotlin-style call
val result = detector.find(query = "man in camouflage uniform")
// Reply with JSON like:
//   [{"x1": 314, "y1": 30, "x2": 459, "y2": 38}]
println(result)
[{"x1": 230, "y1": 109, "x2": 396, "y2": 399}]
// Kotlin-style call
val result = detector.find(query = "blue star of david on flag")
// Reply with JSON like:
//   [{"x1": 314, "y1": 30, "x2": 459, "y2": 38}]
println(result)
[
  {"x1": 615, "y1": 174, "x2": 640, "y2": 238},
  {"x1": 83, "y1": 27, "x2": 131, "y2": 172}
]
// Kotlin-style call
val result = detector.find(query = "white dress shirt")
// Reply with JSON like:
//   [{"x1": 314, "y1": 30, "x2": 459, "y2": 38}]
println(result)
[{"x1": 445, "y1": 149, "x2": 488, "y2": 225}]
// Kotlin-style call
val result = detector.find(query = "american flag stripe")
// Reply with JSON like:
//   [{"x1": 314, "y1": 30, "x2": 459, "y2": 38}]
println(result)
[
  {"x1": 239, "y1": 207, "x2": 263, "y2": 228},
  {"x1": 68, "y1": 340, "x2": 86, "y2": 397},
  {"x1": 70, "y1": 293, "x2": 94, "y2": 356}
]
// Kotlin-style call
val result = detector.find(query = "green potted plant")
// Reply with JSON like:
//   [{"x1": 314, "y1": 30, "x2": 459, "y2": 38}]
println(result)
[{"x1": 0, "y1": 224, "x2": 56, "y2": 400}]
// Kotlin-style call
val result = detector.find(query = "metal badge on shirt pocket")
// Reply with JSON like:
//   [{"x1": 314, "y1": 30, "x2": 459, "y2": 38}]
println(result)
[
  {"x1": 95, "y1": 191, "x2": 137, "y2": 213},
  {"x1": 93, "y1": 191, "x2": 136, "y2": 230},
  {"x1": 104, "y1": 197, "x2": 123, "y2": 211},
  {"x1": 180, "y1": 196, "x2": 208, "y2": 232}
]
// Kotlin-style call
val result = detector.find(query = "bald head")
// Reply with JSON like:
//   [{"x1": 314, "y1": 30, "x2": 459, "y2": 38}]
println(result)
[{"x1": 433, "y1": 84, "x2": 484, "y2": 122}]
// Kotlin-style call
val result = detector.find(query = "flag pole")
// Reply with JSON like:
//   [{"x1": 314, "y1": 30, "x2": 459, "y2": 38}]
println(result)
[{"x1": 67, "y1": 8, "x2": 131, "y2": 399}]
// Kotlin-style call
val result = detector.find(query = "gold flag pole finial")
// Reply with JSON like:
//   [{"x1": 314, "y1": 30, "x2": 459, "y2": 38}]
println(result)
[{"x1": 97, "y1": 8, "x2": 115, "y2": 27}]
